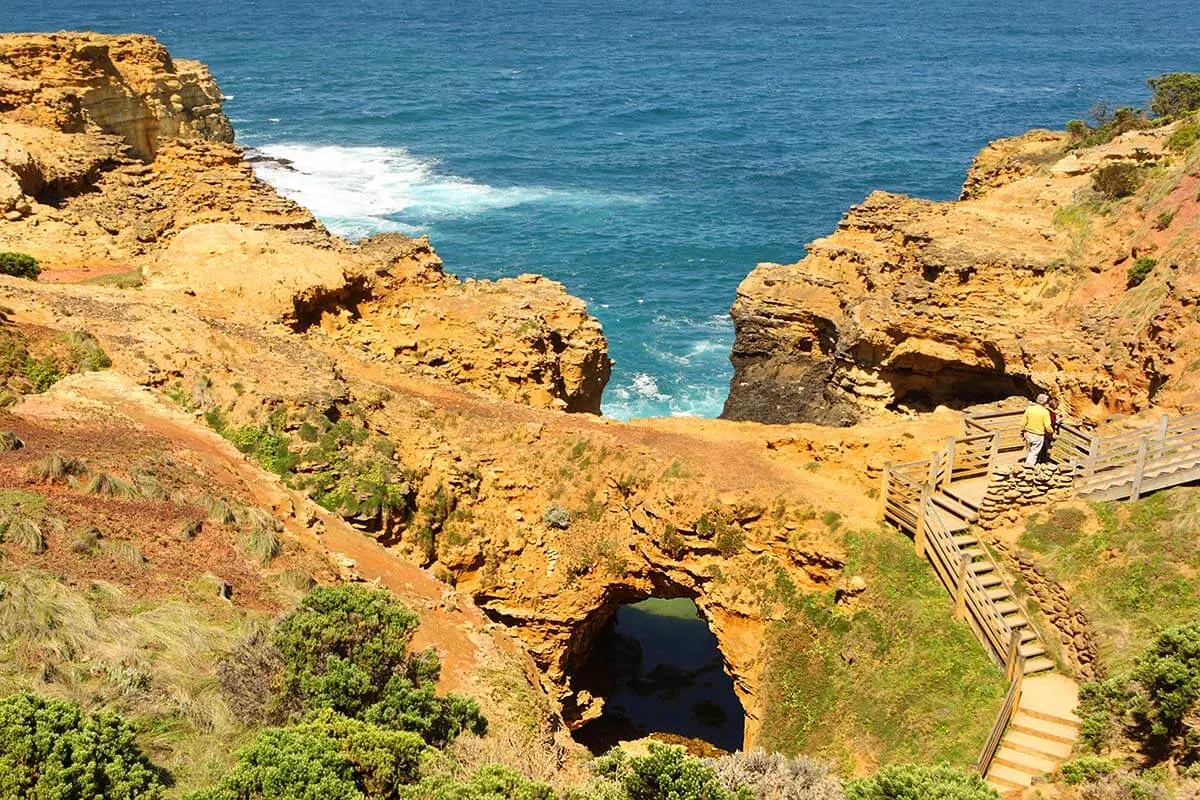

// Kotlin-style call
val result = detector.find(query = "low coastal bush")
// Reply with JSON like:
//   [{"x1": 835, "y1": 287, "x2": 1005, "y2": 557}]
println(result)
[
  {"x1": 398, "y1": 764, "x2": 555, "y2": 800},
  {"x1": 1093, "y1": 162, "x2": 1144, "y2": 200},
  {"x1": 182, "y1": 711, "x2": 426, "y2": 800},
  {"x1": 1078, "y1": 622, "x2": 1200, "y2": 764},
  {"x1": 1126, "y1": 257, "x2": 1157, "y2": 287},
  {"x1": 0, "y1": 252, "x2": 40, "y2": 280},
  {"x1": 711, "y1": 749, "x2": 845, "y2": 800},
  {"x1": 1059, "y1": 756, "x2": 1116, "y2": 785},
  {"x1": 271, "y1": 585, "x2": 486, "y2": 747},
  {"x1": 844, "y1": 764, "x2": 996, "y2": 800},
  {"x1": 1148, "y1": 72, "x2": 1200, "y2": 118},
  {"x1": 1167, "y1": 118, "x2": 1200, "y2": 153},
  {"x1": 0, "y1": 692, "x2": 166, "y2": 800},
  {"x1": 594, "y1": 743, "x2": 752, "y2": 800}
]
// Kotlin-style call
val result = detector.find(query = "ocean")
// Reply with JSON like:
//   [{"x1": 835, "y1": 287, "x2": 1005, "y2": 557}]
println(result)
[{"x1": 6, "y1": 0, "x2": 1199, "y2": 418}]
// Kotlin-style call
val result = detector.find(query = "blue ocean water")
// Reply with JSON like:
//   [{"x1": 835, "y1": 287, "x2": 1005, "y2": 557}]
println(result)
[{"x1": 5, "y1": 1, "x2": 1199, "y2": 418}]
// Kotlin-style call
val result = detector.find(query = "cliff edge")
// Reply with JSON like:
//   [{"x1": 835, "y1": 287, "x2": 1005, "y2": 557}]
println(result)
[
  {"x1": 0, "y1": 32, "x2": 610, "y2": 413},
  {"x1": 724, "y1": 120, "x2": 1200, "y2": 425}
]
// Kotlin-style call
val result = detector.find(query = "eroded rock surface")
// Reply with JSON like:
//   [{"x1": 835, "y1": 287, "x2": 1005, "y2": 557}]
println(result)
[
  {"x1": 0, "y1": 32, "x2": 610, "y2": 413},
  {"x1": 725, "y1": 122, "x2": 1200, "y2": 425}
]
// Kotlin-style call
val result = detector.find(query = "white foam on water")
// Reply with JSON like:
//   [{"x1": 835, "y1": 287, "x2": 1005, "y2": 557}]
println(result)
[{"x1": 250, "y1": 143, "x2": 642, "y2": 239}]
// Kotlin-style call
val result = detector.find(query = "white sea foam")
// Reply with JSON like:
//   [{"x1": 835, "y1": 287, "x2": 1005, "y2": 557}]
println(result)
[{"x1": 250, "y1": 143, "x2": 640, "y2": 239}]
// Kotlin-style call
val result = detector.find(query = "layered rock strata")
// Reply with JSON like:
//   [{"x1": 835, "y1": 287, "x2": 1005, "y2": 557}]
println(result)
[
  {"x1": 0, "y1": 32, "x2": 610, "y2": 413},
  {"x1": 726, "y1": 121, "x2": 1200, "y2": 425}
]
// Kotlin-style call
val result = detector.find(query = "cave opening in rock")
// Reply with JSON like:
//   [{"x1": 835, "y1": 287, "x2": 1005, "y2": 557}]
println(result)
[{"x1": 571, "y1": 597, "x2": 745, "y2": 755}]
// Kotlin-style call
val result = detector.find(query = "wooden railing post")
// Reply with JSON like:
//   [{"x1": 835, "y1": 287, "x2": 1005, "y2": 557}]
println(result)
[
  {"x1": 1130, "y1": 437, "x2": 1149, "y2": 501},
  {"x1": 880, "y1": 462, "x2": 892, "y2": 518},
  {"x1": 954, "y1": 552, "x2": 969, "y2": 620},
  {"x1": 1084, "y1": 435, "x2": 1100, "y2": 478},
  {"x1": 987, "y1": 431, "x2": 1000, "y2": 475},
  {"x1": 928, "y1": 450, "x2": 940, "y2": 487},
  {"x1": 914, "y1": 485, "x2": 931, "y2": 558},
  {"x1": 1156, "y1": 414, "x2": 1169, "y2": 458},
  {"x1": 1005, "y1": 628, "x2": 1022, "y2": 681},
  {"x1": 943, "y1": 437, "x2": 956, "y2": 486}
]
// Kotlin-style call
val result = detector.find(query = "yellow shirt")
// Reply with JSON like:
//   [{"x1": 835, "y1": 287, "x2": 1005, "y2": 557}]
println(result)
[{"x1": 1022, "y1": 404, "x2": 1052, "y2": 435}]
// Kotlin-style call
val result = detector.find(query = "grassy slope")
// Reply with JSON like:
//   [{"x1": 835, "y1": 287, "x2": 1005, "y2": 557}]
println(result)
[
  {"x1": 757, "y1": 527, "x2": 1007, "y2": 774},
  {"x1": 0, "y1": 566, "x2": 266, "y2": 795},
  {"x1": 1019, "y1": 487, "x2": 1200, "y2": 675}
]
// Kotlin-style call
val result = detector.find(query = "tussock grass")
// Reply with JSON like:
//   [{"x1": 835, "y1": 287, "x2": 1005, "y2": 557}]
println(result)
[
  {"x1": 85, "y1": 472, "x2": 137, "y2": 499},
  {"x1": 69, "y1": 527, "x2": 101, "y2": 555},
  {"x1": 275, "y1": 569, "x2": 315, "y2": 594},
  {"x1": 0, "y1": 511, "x2": 45, "y2": 554},
  {"x1": 133, "y1": 472, "x2": 169, "y2": 502},
  {"x1": 63, "y1": 330, "x2": 111, "y2": 372},
  {"x1": 243, "y1": 528, "x2": 281, "y2": 566},
  {"x1": 0, "y1": 569, "x2": 253, "y2": 792},
  {"x1": 238, "y1": 505, "x2": 282, "y2": 537},
  {"x1": 177, "y1": 518, "x2": 203, "y2": 541},
  {"x1": 0, "y1": 430, "x2": 21, "y2": 452},
  {"x1": 197, "y1": 493, "x2": 237, "y2": 525},
  {"x1": 26, "y1": 452, "x2": 87, "y2": 483},
  {"x1": 103, "y1": 539, "x2": 146, "y2": 565}
]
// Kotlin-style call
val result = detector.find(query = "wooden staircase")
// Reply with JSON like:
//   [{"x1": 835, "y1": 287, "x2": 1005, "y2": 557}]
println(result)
[
  {"x1": 985, "y1": 674, "x2": 1081, "y2": 797},
  {"x1": 883, "y1": 407, "x2": 1200, "y2": 792},
  {"x1": 881, "y1": 436, "x2": 1054, "y2": 677}
]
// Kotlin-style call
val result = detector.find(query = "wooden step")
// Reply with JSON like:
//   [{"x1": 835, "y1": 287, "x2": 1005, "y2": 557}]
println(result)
[
  {"x1": 985, "y1": 588, "x2": 1009, "y2": 601},
  {"x1": 1019, "y1": 706, "x2": 1081, "y2": 728},
  {"x1": 977, "y1": 572, "x2": 1003, "y2": 588},
  {"x1": 1019, "y1": 643, "x2": 1046, "y2": 659},
  {"x1": 994, "y1": 600, "x2": 1020, "y2": 615},
  {"x1": 1003, "y1": 728, "x2": 1074, "y2": 760},
  {"x1": 943, "y1": 483, "x2": 985, "y2": 511},
  {"x1": 969, "y1": 562, "x2": 996, "y2": 575},
  {"x1": 987, "y1": 763, "x2": 1033, "y2": 789},
  {"x1": 986, "y1": 774, "x2": 1025, "y2": 792},
  {"x1": 993, "y1": 746, "x2": 1058, "y2": 775},
  {"x1": 1023, "y1": 657, "x2": 1056, "y2": 675},
  {"x1": 932, "y1": 492, "x2": 979, "y2": 522},
  {"x1": 1010, "y1": 712, "x2": 1078, "y2": 743},
  {"x1": 953, "y1": 534, "x2": 979, "y2": 548}
]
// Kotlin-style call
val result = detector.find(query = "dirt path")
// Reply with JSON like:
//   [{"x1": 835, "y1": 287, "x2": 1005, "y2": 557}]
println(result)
[{"x1": 39, "y1": 371, "x2": 525, "y2": 696}]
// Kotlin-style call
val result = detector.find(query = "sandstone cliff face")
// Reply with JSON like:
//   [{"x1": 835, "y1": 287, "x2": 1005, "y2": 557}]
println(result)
[
  {"x1": 725, "y1": 121, "x2": 1200, "y2": 425},
  {"x1": 0, "y1": 32, "x2": 610, "y2": 414},
  {"x1": 0, "y1": 33, "x2": 232, "y2": 158}
]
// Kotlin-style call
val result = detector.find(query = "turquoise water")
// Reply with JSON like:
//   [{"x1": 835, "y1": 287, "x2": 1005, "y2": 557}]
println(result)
[
  {"x1": 575, "y1": 597, "x2": 744, "y2": 752},
  {"x1": 6, "y1": 1, "x2": 1200, "y2": 417}
]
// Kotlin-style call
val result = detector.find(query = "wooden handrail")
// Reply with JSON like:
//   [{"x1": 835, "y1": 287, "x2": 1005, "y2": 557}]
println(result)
[{"x1": 976, "y1": 660, "x2": 1024, "y2": 776}]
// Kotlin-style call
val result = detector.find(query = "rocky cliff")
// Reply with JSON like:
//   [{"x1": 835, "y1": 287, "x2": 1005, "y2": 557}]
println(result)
[
  {"x1": 724, "y1": 120, "x2": 1200, "y2": 425},
  {"x1": 0, "y1": 32, "x2": 610, "y2": 413}
]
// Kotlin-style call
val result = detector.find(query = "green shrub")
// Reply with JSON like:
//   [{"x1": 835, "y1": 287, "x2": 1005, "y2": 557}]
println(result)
[
  {"x1": 64, "y1": 330, "x2": 111, "y2": 371},
  {"x1": 1094, "y1": 162, "x2": 1144, "y2": 200},
  {"x1": 1167, "y1": 119, "x2": 1200, "y2": 153},
  {"x1": 273, "y1": 585, "x2": 486, "y2": 746},
  {"x1": 1127, "y1": 257, "x2": 1158, "y2": 288},
  {"x1": 845, "y1": 764, "x2": 996, "y2": 800},
  {"x1": 1154, "y1": 210, "x2": 1176, "y2": 230},
  {"x1": 0, "y1": 252, "x2": 40, "y2": 280},
  {"x1": 1066, "y1": 119, "x2": 1089, "y2": 139},
  {"x1": 23, "y1": 355, "x2": 61, "y2": 392},
  {"x1": 594, "y1": 743, "x2": 750, "y2": 800},
  {"x1": 1127, "y1": 622, "x2": 1200, "y2": 758},
  {"x1": 183, "y1": 711, "x2": 426, "y2": 800},
  {"x1": 1059, "y1": 755, "x2": 1117, "y2": 785},
  {"x1": 225, "y1": 424, "x2": 297, "y2": 476},
  {"x1": 1077, "y1": 623, "x2": 1200, "y2": 764},
  {"x1": 1149, "y1": 73, "x2": 1200, "y2": 118},
  {"x1": 0, "y1": 692, "x2": 166, "y2": 800},
  {"x1": 398, "y1": 765, "x2": 555, "y2": 800},
  {"x1": 542, "y1": 504, "x2": 572, "y2": 530}
]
